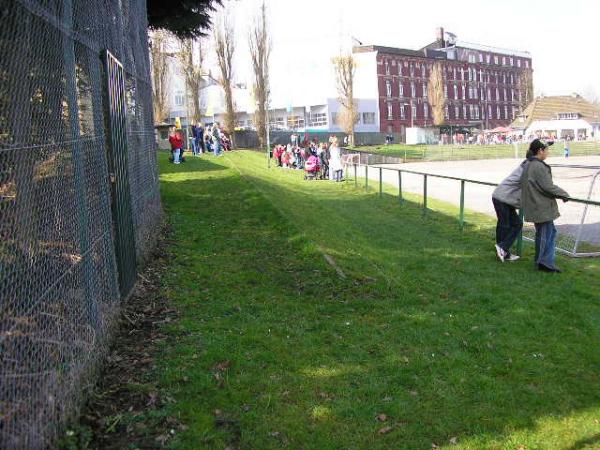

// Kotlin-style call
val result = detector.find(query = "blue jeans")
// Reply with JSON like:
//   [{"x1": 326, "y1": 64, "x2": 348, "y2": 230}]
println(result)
[
  {"x1": 534, "y1": 221, "x2": 557, "y2": 269},
  {"x1": 492, "y1": 197, "x2": 522, "y2": 255},
  {"x1": 213, "y1": 140, "x2": 221, "y2": 156},
  {"x1": 191, "y1": 139, "x2": 198, "y2": 155}
]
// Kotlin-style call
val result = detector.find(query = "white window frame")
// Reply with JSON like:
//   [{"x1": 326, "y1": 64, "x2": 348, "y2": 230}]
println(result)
[{"x1": 387, "y1": 103, "x2": 393, "y2": 119}]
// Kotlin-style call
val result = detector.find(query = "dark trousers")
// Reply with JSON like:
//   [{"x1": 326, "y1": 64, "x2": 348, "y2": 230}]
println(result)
[{"x1": 492, "y1": 197, "x2": 522, "y2": 254}]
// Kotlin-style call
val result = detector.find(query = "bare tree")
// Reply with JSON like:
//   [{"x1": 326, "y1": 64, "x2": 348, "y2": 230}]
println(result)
[
  {"x1": 427, "y1": 62, "x2": 446, "y2": 126},
  {"x1": 213, "y1": 13, "x2": 236, "y2": 146},
  {"x1": 249, "y1": 0, "x2": 271, "y2": 149},
  {"x1": 149, "y1": 30, "x2": 171, "y2": 123},
  {"x1": 518, "y1": 69, "x2": 534, "y2": 111},
  {"x1": 332, "y1": 54, "x2": 359, "y2": 146},
  {"x1": 178, "y1": 38, "x2": 205, "y2": 123}
]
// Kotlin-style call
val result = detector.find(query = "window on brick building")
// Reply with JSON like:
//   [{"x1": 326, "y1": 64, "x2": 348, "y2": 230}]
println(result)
[
  {"x1": 525, "y1": 60, "x2": 529, "y2": 68},
  {"x1": 488, "y1": 105, "x2": 492, "y2": 118},
  {"x1": 455, "y1": 105, "x2": 459, "y2": 118},
  {"x1": 479, "y1": 53, "x2": 483, "y2": 62},
  {"x1": 486, "y1": 54, "x2": 491, "y2": 64},
  {"x1": 504, "y1": 106, "x2": 508, "y2": 119},
  {"x1": 496, "y1": 105, "x2": 501, "y2": 119},
  {"x1": 444, "y1": 84, "x2": 448, "y2": 98},
  {"x1": 422, "y1": 65, "x2": 426, "y2": 77},
  {"x1": 494, "y1": 55, "x2": 499, "y2": 64},
  {"x1": 424, "y1": 103, "x2": 429, "y2": 118},
  {"x1": 495, "y1": 87, "x2": 499, "y2": 100},
  {"x1": 362, "y1": 112, "x2": 376, "y2": 124},
  {"x1": 400, "y1": 104, "x2": 405, "y2": 119},
  {"x1": 387, "y1": 103, "x2": 393, "y2": 119},
  {"x1": 423, "y1": 82, "x2": 427, "y2": 98},
  {"x1": 517, "y1": 59, "x2": 521, "y2": 68},
  {"x1": 412, "y1": 104, "x2": 417, "y2": 119},
  {"x1": 385, "y1": 60, "x2": 390, "y2": 75},
  {"x1": 453, "y1": 84, "x2": 458, "y2": 98},
  {"x1": 398, "y1": 62, "x2": 402, "y2": 75},
  {"x1": 410, "y1": 63, "x2": 414, "y2": 77},
  {"x1": 444, "y1": 105, "x2": 449, "y2": 119},
  {"x1": 411, "y1": 81, "x2": 416, "y2": 97},
  {"x1": 503, "y1": 88, "x2": 507, "y2": 101},
  {"x1": 399, "y1": 82, "x2": 404, "y2": 97},
  {"x1": 386, "y1": 80, "x2": 392, "y2": 97},
  {"x1": 463, "y1": 104, "x2": 467, "y2": 119}
]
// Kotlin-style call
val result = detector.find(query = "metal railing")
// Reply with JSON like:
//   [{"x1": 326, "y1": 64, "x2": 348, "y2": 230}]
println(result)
[{"x1": 351, "y1": 163, "x2": 600, "y2": 257}]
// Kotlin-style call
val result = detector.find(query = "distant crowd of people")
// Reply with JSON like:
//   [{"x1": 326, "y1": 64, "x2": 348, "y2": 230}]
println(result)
[
  {"x1": 168, "y1": 122, "x2": 233, "y2": 163},
  {"x1": 272, "y1": 135, "x2": 344, "y2": 181}
]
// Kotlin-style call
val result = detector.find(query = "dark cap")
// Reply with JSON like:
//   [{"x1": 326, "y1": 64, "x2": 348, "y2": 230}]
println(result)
[{"x1": 529, "y1": 139, "x2": 553, "y2": 155}]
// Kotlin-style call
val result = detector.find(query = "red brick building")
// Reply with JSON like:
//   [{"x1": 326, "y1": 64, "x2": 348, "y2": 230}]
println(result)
[{"x1": 353, "y1": 28, "x2": 533, "y2": 135}]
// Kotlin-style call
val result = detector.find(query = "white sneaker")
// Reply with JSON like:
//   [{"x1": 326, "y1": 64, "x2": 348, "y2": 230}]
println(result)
[
  {"x1": 495, "y1": 244, "x2": 505, "y2": 262},
  {"x1": 505, "y1": 254, "x2": 520, "y2": 262}
]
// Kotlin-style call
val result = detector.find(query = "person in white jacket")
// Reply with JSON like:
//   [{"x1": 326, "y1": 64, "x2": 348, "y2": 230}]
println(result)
[{"x1": 328, "y1": 136, "x2": 343, "y2": 182}]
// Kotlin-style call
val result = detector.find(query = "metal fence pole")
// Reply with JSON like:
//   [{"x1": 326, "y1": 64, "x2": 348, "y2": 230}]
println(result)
[
  {"x1": 516, "y1": 208, "x2": 524, "y2": 256},
  {"x1": 423, "y1": 174, "x2": 428, "y2": 215},
  {"x1": 379, "y1": 167, "x2": 383, "y2": 197},
  {"x1": 354, "y1": 163, "x2": 357, "y2": 187},
  {"x1": 365, "y1": 165, "x2": 369, "y2": 191},
  {"x1": 459, "y1": 180, "x2": 465, "y2": 230},
  {"x1": 398, "y1": 170, "x2": 402, "y2": 203}
]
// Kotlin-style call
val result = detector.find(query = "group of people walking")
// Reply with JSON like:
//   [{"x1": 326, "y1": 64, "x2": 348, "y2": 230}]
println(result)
[
  {"x1": 168, "y1": 122, "x2": 232, "y2": 163},
  {"x1": 492, "y1": 139, "x2": 569, "y2": 272},
  {"x1": 272, "y1": 135, "x2": 344, "y2": 182}
]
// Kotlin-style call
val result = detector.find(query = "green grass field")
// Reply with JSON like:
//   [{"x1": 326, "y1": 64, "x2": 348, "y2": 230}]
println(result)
[
  {"x1": 141, "y1": 150, "x2": 600, "y2": 449},
  {"x1": 350, "y1": 141, "x2": 600, "y2": 162}
]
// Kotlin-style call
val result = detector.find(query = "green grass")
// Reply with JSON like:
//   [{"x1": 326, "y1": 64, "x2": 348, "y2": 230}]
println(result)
[
  {"x1": 350, "y1": 141, "x2": 600, "y2": 161},
  {"x1": 154, "y1": 150, "x2": 600, "y2": 449}
]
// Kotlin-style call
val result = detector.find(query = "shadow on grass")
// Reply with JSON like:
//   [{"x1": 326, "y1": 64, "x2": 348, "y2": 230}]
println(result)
[{"x1": 157, "y1": 153, "x2": 600, "y2": 449}]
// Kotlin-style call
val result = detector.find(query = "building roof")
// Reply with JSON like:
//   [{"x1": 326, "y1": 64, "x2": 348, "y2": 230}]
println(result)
[
  {"x1": 353, "y1": 45, "x2": 426, "y2": 59},
  {"x1": 510, "y1": 94, "x2": 600, "y2": 129}
]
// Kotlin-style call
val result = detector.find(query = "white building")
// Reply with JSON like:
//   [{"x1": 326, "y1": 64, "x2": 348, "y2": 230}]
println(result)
[
  {"x1": 155, "y1": 33, "x2": 381, "y2": 133},
  {"x1": 510, "y1": 93, "x2": 600, "y2": 140}
]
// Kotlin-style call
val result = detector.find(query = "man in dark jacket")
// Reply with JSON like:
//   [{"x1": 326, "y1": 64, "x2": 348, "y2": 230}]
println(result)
[{"x1": 520, "y1": 139, "x2": 570, "y2": 272}]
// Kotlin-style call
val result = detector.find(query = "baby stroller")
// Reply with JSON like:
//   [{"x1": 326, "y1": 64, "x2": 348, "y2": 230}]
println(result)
[{"x1": 304, "y1": 154, "x2": 321, "y2": 180}]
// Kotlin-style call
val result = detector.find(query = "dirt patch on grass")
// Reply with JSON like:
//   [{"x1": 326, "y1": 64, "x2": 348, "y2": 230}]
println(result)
[{"x1": 60, "y1": 228, "x2": 183, "y2": 449}]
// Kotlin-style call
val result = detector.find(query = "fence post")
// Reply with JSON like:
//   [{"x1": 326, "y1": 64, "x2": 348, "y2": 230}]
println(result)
[
  {"x1": 516, "y1": 208, "x2": 524, "y2": 256},
  {"x1": 423, "y1": 174, "x2": 428, "y2": 215},
  {"x1": 404, "y1": 148, "x2": 407, "y2": 162},
  {"x1": 398, "y1": 170, "x2": 402, "y2": 203},
  {"x1": 354, "y1": 163, "x2": 357, "y2": 187},
  {"x1": 379, "y1": 167, "x2": 383, "y2": 197},
  {"x1": 459, "y1": 180, "x2": 465, "y2": 230},
  {"x1": 365, "y1": 165, "x2": 369, "y2": 191}
]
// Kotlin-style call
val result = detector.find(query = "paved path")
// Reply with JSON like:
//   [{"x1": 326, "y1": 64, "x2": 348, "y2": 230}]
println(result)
[{"x1": 356, "y1": 156, "x2": 600, "y2": 250}]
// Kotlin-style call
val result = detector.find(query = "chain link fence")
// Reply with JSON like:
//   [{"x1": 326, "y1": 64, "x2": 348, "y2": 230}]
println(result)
[{"x1": 0, "y1": 0, "x2": 161, "y2": 448}]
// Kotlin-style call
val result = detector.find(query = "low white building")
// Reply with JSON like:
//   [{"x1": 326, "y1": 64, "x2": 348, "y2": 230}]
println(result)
[
  {"x1": 155, "y1": 32, "x2": 382, "y2": 133},
  {"x1": 510, "y1": 94, "x2": 600, "y2": 140}
]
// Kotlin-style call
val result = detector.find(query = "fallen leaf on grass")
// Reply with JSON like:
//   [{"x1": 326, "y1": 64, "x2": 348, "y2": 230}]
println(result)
[
  {"x1": 212, "y1": 360, "x2": 231, "y2": 372},
  {"x1": 449, "y1": 436, "x2": 458, "y2": 445},
  {"x1": 213, "y1": 409, "x2": 222, "y2": 417},
  {"x1": 376, "y1": 414, "x2": 388, "y2": 422},
  {"x1": 378, "y1": 426, "x2": 394, "y2": 435}
]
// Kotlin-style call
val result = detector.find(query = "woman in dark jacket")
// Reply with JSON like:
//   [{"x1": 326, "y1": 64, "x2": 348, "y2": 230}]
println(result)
[{"x1": 520, "y1": 139, "x2": 570, "y2": 272}]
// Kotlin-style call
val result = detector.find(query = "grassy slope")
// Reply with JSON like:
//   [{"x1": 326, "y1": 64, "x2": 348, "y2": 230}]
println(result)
[{"x1": 156, "y1": 151, "x2": 600, "y2": 450}]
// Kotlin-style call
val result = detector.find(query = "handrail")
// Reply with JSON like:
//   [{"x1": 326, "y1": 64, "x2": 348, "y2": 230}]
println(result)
[{"x1": 358, "y1": 163, "x2": 600, "y2": 207}]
